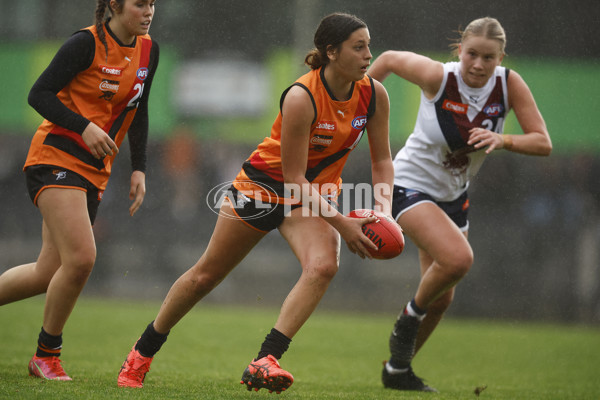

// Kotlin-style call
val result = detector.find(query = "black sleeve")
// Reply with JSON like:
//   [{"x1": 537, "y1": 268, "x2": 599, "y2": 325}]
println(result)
[
  {"x1": 27, "y1": 30, "x2": 95, "y2": 135},
  {"x1": 128, "y1": 39, "x2": 160, "y2": 173}
]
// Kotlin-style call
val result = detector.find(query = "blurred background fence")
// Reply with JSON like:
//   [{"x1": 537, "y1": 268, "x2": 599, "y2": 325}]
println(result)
[{"x1": 1, "y1": 0, "x2": 599, "y2": 324}]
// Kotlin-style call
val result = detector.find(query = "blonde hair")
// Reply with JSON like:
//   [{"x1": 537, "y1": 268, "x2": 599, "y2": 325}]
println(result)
[{"x1": 450, "y1": 17, "x2": 506, "y2": 58}]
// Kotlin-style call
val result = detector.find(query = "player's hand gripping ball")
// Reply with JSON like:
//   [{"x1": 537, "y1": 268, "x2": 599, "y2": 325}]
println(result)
[{"x1": 346, "y1": 209, "x2": 404, "y2": 259}]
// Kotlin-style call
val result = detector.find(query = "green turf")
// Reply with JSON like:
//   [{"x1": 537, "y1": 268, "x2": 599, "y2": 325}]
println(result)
[{"x1": 1, "y1": 297, "x2": 598, "y2": 399}]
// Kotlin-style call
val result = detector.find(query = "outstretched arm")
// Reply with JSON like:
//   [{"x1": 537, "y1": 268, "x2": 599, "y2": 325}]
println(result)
[{"x1": 369, "y1": 50, "x2": 444, "y2": 98}]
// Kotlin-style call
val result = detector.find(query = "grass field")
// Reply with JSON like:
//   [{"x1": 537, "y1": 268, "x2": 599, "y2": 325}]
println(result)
[{"x1": 0, "y1": 297, "x2": 598, "y2": 400}]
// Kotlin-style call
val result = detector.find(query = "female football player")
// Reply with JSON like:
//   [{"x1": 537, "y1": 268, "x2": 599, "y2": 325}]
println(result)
[
  {"x1": 368, "y1": 17, "x2": 551, "y2": 391},
  {"x1": 117, "y1": 12, "x2": 394, "y2": 393},
  {"x1": 0, "y1": 0, "x2": 159, "y2": 380}
]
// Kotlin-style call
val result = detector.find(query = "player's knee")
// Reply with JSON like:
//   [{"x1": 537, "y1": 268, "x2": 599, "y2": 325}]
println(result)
[
  {"x1": 188, "y1": 268, "x2": 225, "y2": 295},
  {"x1": 444, "y1": 248, "x2": 473, "y2": 281},
  {"x1": 65, "y1": 246, "x2": 96, "y2": 278},
  {"x1": 306, "y1": 259, "x2": 338, "y2": 282}
]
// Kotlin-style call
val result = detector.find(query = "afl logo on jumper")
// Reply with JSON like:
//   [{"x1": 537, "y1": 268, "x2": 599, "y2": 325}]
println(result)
[
  {"x1": 351, "y1": 115, "x2": 368, "y2": 130},
  {"x1": 99, "y1": 79, "x2": 120, "y2": 101},
  {"x1": 483, "y1": 103, "x2": 504, "y2": 117},
  {"x1": 137, "y1": 67, "x2": 149, "y2": 81}
]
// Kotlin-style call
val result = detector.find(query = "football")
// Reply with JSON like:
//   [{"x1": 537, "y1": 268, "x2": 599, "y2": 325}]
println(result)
[{"x1": 346, "y1": 209, "x2": 405, "y2": 259}]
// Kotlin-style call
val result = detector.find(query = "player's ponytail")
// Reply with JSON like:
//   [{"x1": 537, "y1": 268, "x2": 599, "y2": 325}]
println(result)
[
  {"x1": 304, "y1": 49, "x2": 325, "y2": 70},
  {"x1": 94, "y1": 0, "x2": 125, "y2": 61},
  {"x1": 95, "y1": 0, "x2": 109, "y2": 60},
  {"x1": 305, "y1": 12, "x2": 367, "y2": 70}
]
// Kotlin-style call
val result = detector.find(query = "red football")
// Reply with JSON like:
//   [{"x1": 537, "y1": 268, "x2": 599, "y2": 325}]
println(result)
[{"x1": 346, "y1": 209, "x2": 405, "y2": 259}]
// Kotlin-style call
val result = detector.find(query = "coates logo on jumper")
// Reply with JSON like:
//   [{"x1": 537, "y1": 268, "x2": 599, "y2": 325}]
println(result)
[
  {"x1": 442, "y1": 99, "x2": 468, "y2": 114},
  {"x1": 136, "y1": 68, "x2": 149, "y2": 81},
  {"x1": 483, "y1": 103, "x2": 504, "y2": 117},
  {"x1": 351, "y1": 115, "x2": 368, "y2": 130},
  {"x1": 205, "y1": 180, "x2": 279, "y2": 220},
  {"x1": 99, "y1": 65, "x2": 122, "y2": 76},
  {"x1": 316, "y1": 121, "x2": 335, "y2": 131}
]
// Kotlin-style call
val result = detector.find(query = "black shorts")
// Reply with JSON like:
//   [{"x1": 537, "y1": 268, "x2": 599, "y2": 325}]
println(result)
[
  {"x1": 25, "y1": 165, "x2": 102, "y2": 224},
  {"x1": 392, "y1": 185, "x2": 469, "y2": 231},
  {"x1": 225, "y1": 185, "x2": 336, "y2": 233}
]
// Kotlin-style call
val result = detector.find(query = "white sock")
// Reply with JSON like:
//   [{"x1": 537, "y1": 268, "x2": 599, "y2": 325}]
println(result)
[
  {"x1": 405, "y1": 301, "x2": 426, "y2": 321},
  {"x1": 385, "y1": 361, "x2": 408, "y2": 375}
]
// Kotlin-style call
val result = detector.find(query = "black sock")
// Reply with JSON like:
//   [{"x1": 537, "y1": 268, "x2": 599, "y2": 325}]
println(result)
[
  {"x1": 388, "y1": 301, "x2": 424, "y2": 370},
  {"x1": 36, "y1": 327, "x2": 62, "y2": 358},
  {"x1": 256, "y1": 328, "x2": 291, "y2": 360},
  {"x1": 135, "y1": 321, "x2": 169, "y2": 358}
]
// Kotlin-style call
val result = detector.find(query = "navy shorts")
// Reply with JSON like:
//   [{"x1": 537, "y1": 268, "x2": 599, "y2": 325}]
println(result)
[
  {"x1": 225, "y1": 185, "x2": 336, "y2": 233},
  {"x1": 25, "y1": 165, "x2": 102, "y2": 225},
  {"x1": 392, "y1": 185, "x2": 469, "y2": 231}
]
